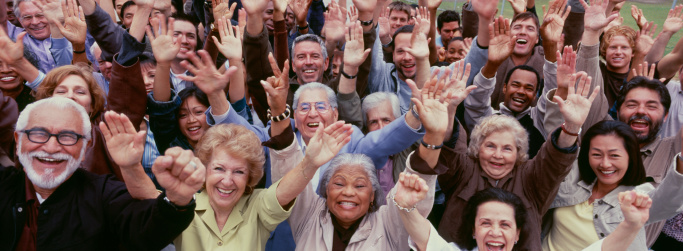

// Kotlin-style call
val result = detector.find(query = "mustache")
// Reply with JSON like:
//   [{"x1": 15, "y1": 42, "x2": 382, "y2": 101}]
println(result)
[
  {"x1": 27, "y1": 151, "x2": 75, "y2": 162},
  {"x1": 627, "y1": 114, "x2": 652, "y2": 125}
]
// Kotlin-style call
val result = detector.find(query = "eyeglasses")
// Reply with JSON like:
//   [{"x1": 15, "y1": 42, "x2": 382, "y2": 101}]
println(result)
[
  {"x1": 21, "y1": 13, "x2": 45, "y2": 22},
  {"x1": 22, "y1": 128, "x2": 86, "y2": 146},
  {"x1": 297, "y1": 102, "x2": 332, "y2": 114}
]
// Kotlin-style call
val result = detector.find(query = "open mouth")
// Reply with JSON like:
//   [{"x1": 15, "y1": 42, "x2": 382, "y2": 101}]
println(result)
[
  {"x1": 516, "y1": 39, "x2": 527, "y2": 45},
  {"x1": 35, "y1": 157, "x2": 66, "y2": 165},
  {"x1": 0, "y1": 76, "x2": 17, "y2": 82},
  {"x1": 187, "y1": 126, "x2": 202, "y2": 136},
  {"x1": 486, "y1": 242, "x2": 505, "y2": 251},
  {"x1": 511, "y1": 97, "x2": 526, "y2": 105},
  {"x1": 489, "y1": 161, "x2": 504, "y2": 168},
  {"x1": 217, "y1": 187, "x2": 235, "y2": 195},
  {"x1": 629, "y1": 119, "x2": 649, "y2": 130},
  {"x1": 338, "y1": 201, "x2": 358, "y2": 209},
  {"x1": 307, "y1": 122, "x2": 320, "y2": 128}
]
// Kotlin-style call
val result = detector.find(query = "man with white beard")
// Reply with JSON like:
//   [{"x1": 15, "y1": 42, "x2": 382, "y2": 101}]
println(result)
[{"x1": 0, "y1": 97, "x2": 205, "y2": 250}]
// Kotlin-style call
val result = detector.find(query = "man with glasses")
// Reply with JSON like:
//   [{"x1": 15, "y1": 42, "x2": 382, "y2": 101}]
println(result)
[
  {"x1": 0, "y1": 96, "x2": 203, "y2": 250},
  {"x1": 13, "y1": 0, "x2": 72, "y2": 73}
]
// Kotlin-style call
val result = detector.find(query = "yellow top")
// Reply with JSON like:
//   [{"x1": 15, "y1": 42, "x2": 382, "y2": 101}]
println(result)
[
  {"x1": 174, "y1": 179, "x2": 293, "y2": 250},
  {"x1": 543, "y1": 200, "x2": 600, "y2": 251}
]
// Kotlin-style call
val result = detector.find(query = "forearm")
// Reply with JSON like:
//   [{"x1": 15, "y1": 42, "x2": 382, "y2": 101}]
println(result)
[
  {"x1": 99, "y1": 0, "x2": 118, "y2": 22},
  {"x1": 542, "y1": 38, "x2": 558, "y2": 63},
  {"x1": 481, "y1": 61, "x2": 501, "y2": 78},
  {"x1": 152, "y1": 62, "x2": 172, "y2": 102},
  {"x1": 49, "y1": 23, "x2": 64, "y2": 39},
  {"x1": 405, "y1": 107, "x2": 422, "y2": 130},
  {"x1": 10, "y1": 58, "x2": 40, "y2": 83},
  {"x1": 414, "y1": 57, "x2": 431, "y2": 87},
  {"x1": 276, "y1": 157, "x2": 318, "y2": 208},
  {"x1": 120, "y1": 163, "x2": 160, "y2": 199},
  {"x1": 582, "y1": 29, "x2": 602, "y2": 46},
  {"x1": 626, "y1": 53, "x2": 647, "y2": 81},
  {"x1": 129, "y1": 5, "x2": 153, "y2": 42},
  {"x1": 476, "y1": 15, "x2": 493, "y2": 47},
  {"x1": 246, "y1": 12, "x2": 264, "y2": 35},
  {"x1": 645, "y1": 32, "x2": 673, "y2": 64},
  {"x1": 428, "y1": 7, "x2": 438, "y2": 65},
  {"x1": 338, "y1": 66, "x2": 359, "y2": 94},
  {"x1": 557, "y1": 123, "x2": 579, "y2": 148},
  {"x1": 398, "y1": 209, "x2": 431, "y2": 251},
  {"x1": 656, "y1": 37, "x2": 683, "y2": 79},
  {"x1": 442, "y1": 107, "x2": 456, "y2": 143},
  {"x1": 598, "y1": 222, "x2": 642, "y2": 251},
  {"x1": 80, "y1": 0, "x2": 97, "y2": 15},
  {"x1": 207, "y1": 91, "x2": 231, "y2": 116},
  {"x1": 228, "y1": 60, "x2": 245, "y2": 103}
]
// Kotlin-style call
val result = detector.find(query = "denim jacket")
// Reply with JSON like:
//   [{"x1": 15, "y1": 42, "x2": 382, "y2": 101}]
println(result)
[{"x1": 546, "y1": 154, "x2": 683, "y2": 251}]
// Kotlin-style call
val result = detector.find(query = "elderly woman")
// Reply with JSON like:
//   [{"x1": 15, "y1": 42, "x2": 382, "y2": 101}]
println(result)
[
  {"x1": 395, "y1": 180, "x2": 654, "y2": 251},
  {"x1": 172, "y1": 121, "x2": 354, "y2": 250},
  {"x1": 410, "y1": 74, "x2": 600, "y2": 250},
  {"x1": 542, "y1": 120, "x2": 683, "y2": 251}
]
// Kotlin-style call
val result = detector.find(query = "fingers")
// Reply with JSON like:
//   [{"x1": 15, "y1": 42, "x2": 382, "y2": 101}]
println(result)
[
  {"x1": 268, "y1": 53, "x2": 282, "y2": 77},
  {"x1": 164, "y1": 147, "x2": 196, "y2": 177}
]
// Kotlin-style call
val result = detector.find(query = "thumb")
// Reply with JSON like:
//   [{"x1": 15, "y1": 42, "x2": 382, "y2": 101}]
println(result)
[
  {"x1": 135, "y1": 131, "x2": 147, "y2": 147},
  {"x1": 16, "y1": 32, "x2": 26, "y2": 44},
  {"x1": 152, "y1": 156, "x2": 173, "y2": 174},
  {"x1": 553, "y1": 96, "x2": 565, "y2": 110},
  {"x1": 406, "y1": 79, "x2": 420, "y2": 96},
  {"x1": 411, "y1": 97, "x2": 424, "y2": 114}
]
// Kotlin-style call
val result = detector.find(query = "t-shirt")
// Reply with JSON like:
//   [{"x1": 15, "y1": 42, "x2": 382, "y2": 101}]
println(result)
[{"x1": 543, "y1": 201, "x2": 601, "y2": 251}]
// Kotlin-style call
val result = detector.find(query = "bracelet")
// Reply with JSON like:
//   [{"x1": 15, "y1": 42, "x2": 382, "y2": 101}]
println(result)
[
  {"x1": 561, "y1": 123, "x2": 581, "y2": 137},
  {"x1": 73, "y1": 49, "x2": 86, "y2": 54},
  {"x1": 411, "y1": 105, "x2": 420, "y2": 120},
  {"x1": 267, "y1": 104, "x2": 291, "y2": 122},
  {"x1": 421, "y1": 139, "x2": 443, "y2": 150},
  {"x1": 341, "y1": 70, "x2": 357, "y2": 79},
  {"x1": 297, "y1": 23, "x2": 309, "y2": 30},
  {"x1": 391, "y1": 195, "x2": 417, "y2": 213},
  {"x1": 359, "y1": 19, "x2": 373, "y2": 26}
]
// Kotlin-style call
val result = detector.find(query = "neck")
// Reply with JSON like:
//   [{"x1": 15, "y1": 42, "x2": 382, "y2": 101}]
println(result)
[
  {"x1": 511, "y1": 53, "x2": 531, "y2": 66},
  {"x1": 170, "y1": 59, "x2": 186, "y2": 75},
  {"x1": 592, "y1": 182, "x2": 618, "y2": 200},
  {"x1": 606, "y1": 64, "x2": 630, "y2": 74},
  {"x1": 33, "y1": 185, "x2": 55, "y2": 202},
  {"x1": 2, "y1": 84, "x2": 24, "y2": 99},
  {"x1": 213, "y1": 206, "x2": 234, "y2": 232}
]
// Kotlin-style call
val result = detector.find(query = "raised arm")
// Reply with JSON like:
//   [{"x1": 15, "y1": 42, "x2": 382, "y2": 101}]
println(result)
[
  {"x1": 275, "y1": 121, "x2": 352, "y2": 208},
  {"x1": 53, "y1": 0, "x2": 87, "y2": 64},
  {"x1": 337, "y1": 21, "x2": 370, "y2": 126},
  {"x1": 405, "y1": 15, "x2": 431, "y2": 88},
  {"x1": 243, "y1": 0, "x2": 275, "y2": 123},
  {"x1": 395, "y1": 173, "x2": 433, "y2": 251},
  {"x1": 322, "y1": 0, "x2": 347, "y2": 62},
  {"x1": 552, "y1": 71, "x2": 600, "y2": 147},
  {"x1": 626, "y1": 21, "x2": 656, "y2": 81},
  {"x1": 262, "y1": 54, "x2": 292, "y2": 137},
  {"x1": 212, "y1": 17, "x2": 245, "y2": 103},
  {"x1": 655, "y1": 6, "x2": 683, "y2": 79},
  {"x1": 146, "y1": 16, "x2": 180, "y2": 102},
  {"x1": 420, "y1": 0, "x2": 442, "y2": 65},
  {"x1": 100, "y1": 111, "x2": 158, "y2": 199},
  {"x1": 540, "y1": 0, "x2": 571, "y2": 63},
  {"x1": 178, "y1": 50, "x2": 237, "y2": 116},
  {"x1": 0, "y1": 31, "x2": 40, "y2": 84},
  {"x1": 289, "y1": 0, "x2": 312, "y2": 35},
  {"x1": 644, "y1": 5, "x2": 683, "y2": 65}
]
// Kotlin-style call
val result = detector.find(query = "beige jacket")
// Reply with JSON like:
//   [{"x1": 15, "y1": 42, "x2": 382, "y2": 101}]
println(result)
[{"x1": 270, "y1": 135, "x2": 437, "y2": 251}]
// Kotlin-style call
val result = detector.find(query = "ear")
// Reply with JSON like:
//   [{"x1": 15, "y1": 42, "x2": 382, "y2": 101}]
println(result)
[
  {"x1": 14, "y1": 131, "x2": 20, "y2": 155},
  {"x1": 515, "y1": 228, "x2": 521, "y2": 243},
  {"x1": 323, "y1": 55, "x2": 330, "y2": 72}
]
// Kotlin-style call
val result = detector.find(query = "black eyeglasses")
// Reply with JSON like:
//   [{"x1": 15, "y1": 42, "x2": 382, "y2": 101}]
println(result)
[{"x1": 21, "y1": 128, "x2": 86, "y2": 146}]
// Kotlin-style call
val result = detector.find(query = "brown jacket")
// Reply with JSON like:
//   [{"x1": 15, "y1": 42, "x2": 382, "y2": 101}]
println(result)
[{"x1": 411, "y1": 129, "x2": 578, "y2": 251}]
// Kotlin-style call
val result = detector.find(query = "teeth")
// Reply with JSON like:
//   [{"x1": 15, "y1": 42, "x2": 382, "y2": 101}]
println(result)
[
  {"x1": 188, "y1": 127, "x2": 200, "y2": 131},
  {"x1": 602, "y1": 170, "x2": 615, "y2": 174},
  {"x1": 403, "y1": 64, "x2": 416, "y2": 68},
  {"x1": 217, "y1": 188, "x2": 234, "y2": 194},
  {"x1": 340, "y1": 202, "x2": 357, "y2": 206},
  {"x1": 517, "y1": 39, "x2": 527, "y2": 44},
  {"x1": 0, "y1": 77, "x2": 16, "y2": 81},
  {"x1": 37, "y1": 157, "x2": 62, "y2": 162},
  {"x1": 487, "y1": 242, "x2": 503, "y2": 246},
  {"x1": 512, "y1": 98, "x2": 524, "y2": 103},
  {"x1": 308, "y1": 122, "x2": 320, "y2": 127},
  {"x1": 304, "y1": 70, "x2": 315, "y2": 73}
]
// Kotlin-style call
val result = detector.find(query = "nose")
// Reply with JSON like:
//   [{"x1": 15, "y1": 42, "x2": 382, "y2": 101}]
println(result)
[
  {"x1": 304, "y1": 55, "x2": 313, "y2": 65},
  {"x1": 42, "y1": 135, "x2": 62, "y2": 153},
  {"x1": 341, "y1": 185, "x2": 355, "y2": 196},
  {"x1": 180, "y1": 34, "x2": 189, "y2": 44},
  {"x1": 188, "y1": 113, "x2": 199, "y2": 122},
  {"x1": 600, "y1": 156, "x2": 612, "y2": 168},
  {"x1": 377, "y1": 121, "x2": 387, "y2": 130},
  {"x1": 0, "y1": 62, "x2": 11, "y2": 72},
  {"x1": 493, "y1": 148, "x2": 504, "y2": 158},
  {"x1": 489, "y1": 225, "x2": 503, "y2": 237}
]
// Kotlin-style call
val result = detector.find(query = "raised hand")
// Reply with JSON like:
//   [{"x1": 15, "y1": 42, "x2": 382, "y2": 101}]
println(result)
[
  {"x1": 443, "y1": 61, "x2": 476, "y2": 108},
  {"x1": 556, "y1": 45, "x2": 576, "y2": 91},
  {"x1": 581, "y1": 0, "x2": 618, "y2": 32},
  {"x1": 153, "y1": 147, "x2": 206, "y2": 206},
  {"x1": 54, "y1": 0, "x2": 87, "y2": 45},
  {"x1": 631, "y1": 61, "x2": 666, "y2": 82},
  {"x1": 262, "y1": 54, "x2": 290, "y2": 114},
  {"x1": 344, "y1": 21, "x2": 371, "y2": 69},
  {"x1": 146, "y1": 16, "x2": 181, "y2": 63},
  {"x1": 242, "y1": 0, "x2": 269, "y2": 15},
  {"x1": 488, "y1": 16, "x2": 515, "y2": 65},
  {"x1": 393, "y1": 173, "x2": 429, "y2": 209},
  {"x1": 213, "y1": 0, "x2": 237, "y2": 22},
  {"x1": 100, "y1": 111, "x2": 147, "y2": 168},
  {"x1": 425, "y1": 0, "x2": 443, "y2": 10},
  {"x1": 212, "y1": 17, "x2": 242, "y2": 61},
  {"x1": 179, "y1": 50, "x2": 238, "y2": 95},
  {"x1": 323, "y1": 0, "x2": 346, "y2": 42},
  {"x1": 553, "y1": 71, "x2": 600, "y2": 129},
  {"x1": 304, "y1": 121, "x2": 353, "y2": 167},
  {"x1": 0, "y1": 29, "x2": 25, "y2": 65},
  {"x1": 352, "y1": 0, "x2": 378, "y2": 14},
  {"x1": 414, "y1": 6, "x2": 431, "y2": 36},
  {"x1": 348, "y1": 5, "x2": 358, "y2": 23},
  {"x1": 34, "y1": 0, "x2": 64, "y2": 25},
  {"x1": 463, "y1": 37, "x2": 473, "y2": 54},
  {"x1": 635, "y1": 21, "x2": 657, "y2": 55},
  {"x1": 290, "y1": 0, "x2": 313, "y2": 23},
  {"x1": 618, "y1": 191, "x2": 652, "y2": 229},
  {"x1": 404, "y1": 21, "x2": 431, "y2": 60},
  {"x1": 541, "y1": 0, "x2": 571, "y2": 44},
  {"x1": 238, "y1": 8, "x2": 247, "y2": 32},
  {"x1": 663, "y1": 5, "x2": 683, "y2": 34},
  {"x1": 378, "y1": 7, "x2": 391, "y2": 40},
  {"x1": 411, "y1": 73, "x2": 452, "y2": 135},
  {"x1": 472, "y1": 0, "x2": 498, "y2": 20},
  {"x1": 507, "y1": 0, "x2": 527, "y2": 15},
  {"x1": 630, "y1": 5, "x2": 647, "y2": 30}
]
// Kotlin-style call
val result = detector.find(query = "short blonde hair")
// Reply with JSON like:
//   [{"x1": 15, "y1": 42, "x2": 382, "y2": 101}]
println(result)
[
  {"x1": 195, "y1": 124, "x2": 265, "y2": 191},
  {"x1": 467, "y1": 115, "x2": 529, "y2": 166},
  {"x1": 600, "y1": 25, "x2": 637, "y2": 59}
]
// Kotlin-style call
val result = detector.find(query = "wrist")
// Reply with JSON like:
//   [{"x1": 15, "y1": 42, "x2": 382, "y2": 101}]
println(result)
[
  {"x1": 422, "y1": 134, "x2": 445, "y2": 147},
  {"x1": 342, "y1": 66, "x2": 359, "y2": 76},
  {"x1": 562, "y1": 122, "x2": 581, "y2": 136},
  {"x1": 273, "y1": 11, "x2": 285, "y2": 21},
  {"x1": 297, "y1": 19, "x2": 308, "y2": 27},
  {"x1": 165, "y1": 193, "x2": 193, "y2": 207}
]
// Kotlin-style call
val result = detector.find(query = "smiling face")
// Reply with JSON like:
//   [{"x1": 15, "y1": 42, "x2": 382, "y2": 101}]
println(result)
[
  {"x1": 263, "y1": 1, "x2": 274, "y2": 34},
  {"x1": 172, "y1": 20, "x2": 198, "y2": 60},
  {"x1": 605, "y1": 35, "x2": 634, "y2": 73},
  {"x1": 326, "y1": 165, "x2": 375, "y2": 228},
  {"x1": 439, "y1": 21, "x2": 461, "y2": 45},
  {"x1": 617, "y1": 87, "x2": 667, "y2": 145},
  {"x1": 445, "y1": 39, "x2": 467, "y2": 63},
  {"x1": 52, "y1": 75, "x2": 93, "y2": 114},
  {"x1": 389, "y1": 10, "x2": 410, "y2": 34},
  {"x1": 588, "y1": 134, "x2": 629, "y2": 192},
  {"x1": 6, "y1": 0, "x2": 20, "y2": 27},
  {"x1": 503, "y1": 69, "x2": 538, "y2": 113},
  {"x1": 17, "y1": 106, "x2": 85, "y2": 190},
  {"x1": 365, "y1": 101, "x2": 396, "y2": 132},
  {"x1": 510, "y1": 18, "x2": 539, "y2": 57},
  {"x1": 115, "y1": 0, "x2": 129, "y2": 16},
  {"x1": 141, "y1": 63, "x2": 155, "y2": 94},
  {"x1": 178, "y1": 96, "x2": 210, "y2": 146},
  {"x1": 478, "y1": 131, "x2": 518, "y2": 180},
  {"x1": 18, "y1": 1, "x2": 50, "y2": 40},
  {"x1": 393, "y1": 33, "x2": 417, "y2": 81},
  {"x1": 294, "y1": 88, "x2": 338, "y2": 144},
  {"x1": 122, "y1": 4, "x2": 137, "y2": 28},
  {"x1": 205, "y1": 149, "x2": 249, "y2": 212},
  {"x1": 474, "y1": 201, "x2": 520, "y2": 251},
  {"x1": 0, "y1": 60, "x2": 25, "y2": 96},
  {"x1": 292, "y1": 40, "x2": 328, "y2": 84}
]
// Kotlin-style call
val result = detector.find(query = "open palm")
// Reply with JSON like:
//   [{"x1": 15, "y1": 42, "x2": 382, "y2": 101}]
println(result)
[
  {"x1": 304, "y1": 121, "x2": 353, "y2": 167},
  {"x1": 554, "y1": 72, "x2": 599, "y2": 127},
  {"x1": 147, "y1": 16, "x2": 181, "y2": 63},
  {"x1": 56, "y1": 0, "x2": 86, "y2": 45},
  {"x1": 100, "y1": 111, "x2": 146, "y2": 168},
  {"x1": 212, "y1": 17, "x2": 242, "y2": 60}
]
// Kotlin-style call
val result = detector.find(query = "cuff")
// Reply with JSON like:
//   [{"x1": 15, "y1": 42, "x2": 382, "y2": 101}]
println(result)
[
  {"x1": 231, "y1": 97, "x2": 248, "y2": 112},
  {"x1": 147, "y1": 91, "x2": 182, "y2": 115},
  {"x1": 443, "y1": 118, "x2": 461, "y2": 149},
  {"x1": 409, "y1": 148, "x2": 449, "y2": 175},
  {"x1": 545, "y1": 88, "x2": 558, "y2": 104},
  {"x1": 550, "y1": 127, "x2": 578, "y2": 153},
  {"x1": 245, "y1": 23, "x2": 269, "y2": 41},
  {"x1": 209, "y1": 105, "x2": 230, "y2": 123},
  {"x1": 28, "y1": 71, "x2": 45, "y2": 90},
  {"x1": 263, "y1": 124, "x2": 295, "y2": 150},
  {"x1": 116, "y1": 32, "x2": 146, "y2": 66}
]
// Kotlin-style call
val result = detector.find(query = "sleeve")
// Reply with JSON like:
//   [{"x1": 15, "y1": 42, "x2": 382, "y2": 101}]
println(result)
[
  {"x1": 84, "y1": 3, "x2": 125, "y2": 61},
  {"x1": 106, "y1": 37, "x2": 147, "y2": 132},
  {"x1": 408, "y1": 224, "x2": 462, "y2": 251},
  {"x1": 244, "y1": 24, "x2": 275, "y2": 124},
  {"x1": 255, "y1": 179, "x2": 294, "y2": 231},
  {"x1": 523, "y1": 128, "x2": 579, "y2": 212},
  {"x1": 307, "y1": 0, "x2": 326, "y2": 36},
  {"x1": 337, "y1": 91, "x2": 363, "y2": 128},
  {"x1": 356, "y1": 27, "x2": 377, "y2": 98},
  {"x1": 581, "y1": 238, "x2": 604, "y2": 251},
  {"x1": 147, "y1": 92, "x2": 182, "y2": 154},
  {"x1": 463, "y1": 71, "x2": 496, "y2": 132},
  {"x1": 574, "y1": 43, "x2": 611, "y2": 138},
  {"x1": 273, "y1": 19, "x2": 289, "y2": 70},
  {"x1": 644, "y1": 153, "x2": 683, "y2": 224},
  {"x1": 26, "y1": 71, "x2": 45, "y2": 90},
  {"x1": 205, "y1": 104, "x2": 271, "y2": 142},
  {"x1": 416, "y1": 145, "x2": 472, "y2": 195},
  {"x1": 437, "y1": 36, "x2": 488, "y2": 87},
  {"x1": 367, "y1": 26, "x2": 393, "y2": 93},
  {"x1": 0, "y1": 91, "x2": 18, "y2": 158},
  {"x1": 531, "y1": 59, "x2": 558, "y2": 139},
  {"x1": 349, "y1": 114, "x2": 425, "y2": 169},
  {"x1": 381, "y1": 158, "x2": 437, "y2": 249},
  {"x1": 49, "y1": 37, "x2": 73, "y2": 68}
]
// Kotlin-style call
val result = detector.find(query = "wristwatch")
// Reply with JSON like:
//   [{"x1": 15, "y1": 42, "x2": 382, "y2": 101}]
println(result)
[
  {"x1": 163, "y1": 193, "x2": 196, "y2": 211},
  {"x1": 359, "y1": 19, "x2": 373, "y2": 26}
]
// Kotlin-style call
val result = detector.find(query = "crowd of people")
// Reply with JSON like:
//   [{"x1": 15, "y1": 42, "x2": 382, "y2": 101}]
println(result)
[{"x1": 0, "y1": 0, "x2": 683, "y2": 250}]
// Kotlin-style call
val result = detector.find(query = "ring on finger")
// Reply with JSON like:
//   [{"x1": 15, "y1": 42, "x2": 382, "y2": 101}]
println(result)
[{"x1": 189, "y1": 161, "x2": 197, "y2": 171}]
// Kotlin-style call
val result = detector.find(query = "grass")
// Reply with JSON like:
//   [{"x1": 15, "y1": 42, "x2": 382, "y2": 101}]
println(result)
[{"x1": 403, "y1": 0, "x2": 683, "y2": 55}]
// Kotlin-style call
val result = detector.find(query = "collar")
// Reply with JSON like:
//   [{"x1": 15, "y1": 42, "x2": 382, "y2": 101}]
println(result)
[
  {"x1": 498, "y1": 103, "x2": 532, "y2": 120},
  {"x1": 639, "y1": 136, "x2": 662, "y2": 157},
  {"x1": 577, "y1": 179, "x2": 634, "y2": 207},
  {"x1": 195, "y1": 189, "x2": 254, "y2": 237},
  {"x1": 479, "y1": 166, "x2": 515, "y2": 188}
]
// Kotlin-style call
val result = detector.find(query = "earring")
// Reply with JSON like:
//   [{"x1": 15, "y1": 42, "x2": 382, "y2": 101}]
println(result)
[
  {"x1": 515, "y1": 241, "x2": 518, "y2": 245},
  {"x1": 472, "y1": 236, "x2": 475, "y2": 239}
]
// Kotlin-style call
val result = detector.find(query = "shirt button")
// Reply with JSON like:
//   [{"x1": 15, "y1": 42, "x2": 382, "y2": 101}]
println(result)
[
  {"x1": 17, "y1": 207, "x2": 22, "y2": 213},
  {"x1": 600, "y1": 233, "x2": 605, "y2": 237},
  {"x1": 594, "y1": 214, "x2": 598, "y2": 219},
  {"x1": 598, "y1": 200, "x2": 604, "y2": 205},
  {"x1": 43, "y1": 209, "x2": 49, "y2": 214},
  {"x1": 217, "y1": 242, "x2": 223, "y2": 246}
]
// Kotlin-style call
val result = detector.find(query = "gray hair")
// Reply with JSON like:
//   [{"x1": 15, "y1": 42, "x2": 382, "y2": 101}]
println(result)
[
  {"x1": 291, "y1": 34, "x2": 328, "y2": 61},
  {"x1": 90, "y1": 42, "x2": 100, "y2": 58},
  {"x1": 13, "y1": 0, "x2": 34, "y2": 20},
  {"x1": 16, "y1": 97, "x2": 92, "y2": 141},
  {"x1": 292, "y1": 82, "x2": 337, "y2": 110},
  {"x1": 361, "y1": 92, "x2": 401, "y2": 128},
  {"x1": 467, "y1": 115, "x2": 528, "y2": 166},
  {"x1": 319, "y1": 153, "x2": 385, "y2": 212}
]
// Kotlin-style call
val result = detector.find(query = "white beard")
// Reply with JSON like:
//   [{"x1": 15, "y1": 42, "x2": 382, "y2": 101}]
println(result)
[{"x1": 17, "y1": 140, "x2": 85, "y2": 190}]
